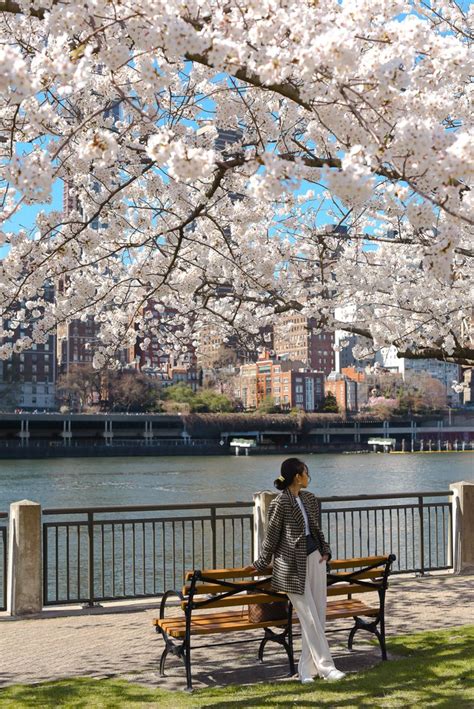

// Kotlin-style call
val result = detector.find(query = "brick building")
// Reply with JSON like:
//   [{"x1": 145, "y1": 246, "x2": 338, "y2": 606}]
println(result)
[
  {"x1": 273, "y1": 314, "x2": 335, "y2": 376},
  {"x1": 236, "y1": 354, "x2": 325, "y2": 411},
  {"x1": 0, "y1": 284, "x2": 56, "y2": 410},
  {"x1": 325, "y1": 371, "x2": 358, "y2": 414}
]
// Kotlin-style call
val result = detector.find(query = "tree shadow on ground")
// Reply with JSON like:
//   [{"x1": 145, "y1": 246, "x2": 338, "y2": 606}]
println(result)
[{"x1": 196, "y1": 628, "x2": 474, "y2": 709}]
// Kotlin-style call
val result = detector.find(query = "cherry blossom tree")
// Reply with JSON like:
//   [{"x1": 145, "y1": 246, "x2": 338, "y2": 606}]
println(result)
[{"x1": 0, "y1": 0, "x2": 472, "y2": 367}]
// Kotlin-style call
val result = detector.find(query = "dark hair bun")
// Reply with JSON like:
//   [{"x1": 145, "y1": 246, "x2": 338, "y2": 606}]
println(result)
[{"x1": 273, "y1": 458, "x2": 307, "y2": 491}]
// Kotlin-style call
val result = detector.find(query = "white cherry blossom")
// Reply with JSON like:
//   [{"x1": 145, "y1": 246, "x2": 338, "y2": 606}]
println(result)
[{"x1": 0, "y1": 0, "x2": 471, "y2": 366}]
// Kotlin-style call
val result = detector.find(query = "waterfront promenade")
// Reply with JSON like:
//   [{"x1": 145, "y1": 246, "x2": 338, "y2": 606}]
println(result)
[{"x1": 0, "y1": 573, "x2": 472, "y2": 690}]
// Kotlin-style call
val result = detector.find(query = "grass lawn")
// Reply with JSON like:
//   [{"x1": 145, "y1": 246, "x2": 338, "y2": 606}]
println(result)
[{"x1": 0, "y1": 626, "x2": 472, "y2": 708}]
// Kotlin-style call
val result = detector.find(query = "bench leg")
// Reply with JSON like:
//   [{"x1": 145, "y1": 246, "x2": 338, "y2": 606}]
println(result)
[
  {"x1": 159, "y1": 645, "x2": 169, "y2": 677},
  {"x1": 184, "y1": 627, "x2": 193, "y2": 691},
  {"x1": 348, "y1": 624, "x2": 358, "y2": 652},
  {"x1": 379, "y1": 611, "x2": 387, "y2": 660},
  {"x1": 348, "y1": 616, "x2": 388, "y2": 660},
  {"x1": 156, "y1": 629, "x2": 187, "y2": 680},
  {"x1": 258, "y1": 636, "x2": 268, "y2": 664},
  {"x1": 258, "y1": 626, "x2": 295, "y2": 676}
]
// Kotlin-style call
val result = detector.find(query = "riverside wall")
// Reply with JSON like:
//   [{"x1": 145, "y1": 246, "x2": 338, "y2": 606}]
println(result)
[{"x1": 0, "y1": 412, "x2": 472, "y2": 459}]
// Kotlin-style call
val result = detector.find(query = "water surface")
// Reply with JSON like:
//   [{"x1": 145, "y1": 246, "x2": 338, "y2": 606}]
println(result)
[{"x1": 0, "y1": 452, "x2": 471, "y2": 510}]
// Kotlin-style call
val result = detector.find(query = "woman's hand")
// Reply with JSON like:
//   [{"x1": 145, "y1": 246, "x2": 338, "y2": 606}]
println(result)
[
  {"x1": 242, "y1": 564, "x2": 257, "y2": 574},
  {"x1": 319, "y1": 554, "x2": 330, "y2": 563}
]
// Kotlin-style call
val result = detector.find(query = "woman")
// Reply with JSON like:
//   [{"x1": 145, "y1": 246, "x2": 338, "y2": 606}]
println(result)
[{"x1": 248, "y1": 457, "x2": 345, "y2": 683}]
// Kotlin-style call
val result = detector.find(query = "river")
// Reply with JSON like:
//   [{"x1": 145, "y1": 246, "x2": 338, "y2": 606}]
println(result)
[{"x1": 0, "y1": 451, "x2": 472, "y2": 510}]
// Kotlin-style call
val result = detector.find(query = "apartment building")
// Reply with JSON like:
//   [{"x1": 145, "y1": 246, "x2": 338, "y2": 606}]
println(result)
[
  {"x1": 0, "y1": 284, "x2": 56, "y2": 410},
  {"x1": 273, "y1": 314, "x2": 335, "y2": 376},
  {"x1": 236, "y1": 354, "x2": 325, "y2": 411},
  {"x1": 325, "y1": 371, "x2": 358, "y2": 414}
]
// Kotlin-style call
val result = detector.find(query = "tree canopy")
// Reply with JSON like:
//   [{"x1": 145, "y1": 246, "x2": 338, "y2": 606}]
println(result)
[{"x1": 0, "y1": 0, "x2": 472, "y2": 366}]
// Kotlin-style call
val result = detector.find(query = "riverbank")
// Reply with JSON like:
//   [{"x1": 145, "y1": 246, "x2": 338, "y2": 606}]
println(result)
[
  {"x1": 1, "y1": 442, "x2": 473, "y2": 460},
  {"x1": 0, "y1": 442, "x2": 372, "y2": 460}
]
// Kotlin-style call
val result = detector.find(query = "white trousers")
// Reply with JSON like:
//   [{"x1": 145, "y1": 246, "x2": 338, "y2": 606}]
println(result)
[{"x1": 288, "y1": 549, "x2": 336, "y2": 680}]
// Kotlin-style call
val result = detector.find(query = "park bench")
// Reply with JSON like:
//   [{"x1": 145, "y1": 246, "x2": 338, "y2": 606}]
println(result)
[{"x1": 153, "y1": 553, "x2": 396, "y2": 690}]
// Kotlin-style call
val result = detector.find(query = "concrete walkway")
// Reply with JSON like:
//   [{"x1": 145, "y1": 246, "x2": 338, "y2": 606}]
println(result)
[{"x1": 0, "y1": 573, "x2": 472, "y2": 691}]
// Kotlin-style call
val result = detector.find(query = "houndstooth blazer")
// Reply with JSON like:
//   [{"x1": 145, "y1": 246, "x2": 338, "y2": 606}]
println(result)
[{"x1": 253, "y1": 488, "x2": 331, "y2": 595}]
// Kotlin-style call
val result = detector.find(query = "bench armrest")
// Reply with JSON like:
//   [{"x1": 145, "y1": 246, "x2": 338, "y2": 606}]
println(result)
[{"x1": 160, "y1": 589, "x2": 184, "y2": 619}]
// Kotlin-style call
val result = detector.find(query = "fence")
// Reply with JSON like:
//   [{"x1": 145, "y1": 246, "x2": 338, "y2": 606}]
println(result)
[
  {"x1": 0, "y1": 512, "x2": 7, "y2": 611},
  {"x1": 321, "y1": 492, "x2": 453, "y2": 575},
  {"x1": 38, "y1": 491, "x2": 453, "y2": 607},
  {"x1": 42, "y1": 502, "x2": 253, "y2": 606}
]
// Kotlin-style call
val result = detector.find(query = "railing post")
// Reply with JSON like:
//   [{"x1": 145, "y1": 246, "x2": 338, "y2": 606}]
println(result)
[
  {"x1": 7, "y1": 500, "x2": 42, "y2": 615},
  {"x1": 418, "y1": 496, "x2": 425, "y2": 575},
  {"x1": 253, "y1": 491, "x2": 277, "y2": 559},
  {"x1": 449, "y1": 481, "x2": 474, "y2": 574},
  {"x1": 87, "y1": 511, "x2": 95, "y2": 606},
  {"x1": 210, "y1": 506, "x2": 217, "y2": 568},
  {"x1": 1, "y1": 526, "x2": 6, "y2": 611},
  {"x1": 42, "y1": 521, "x2": 48, "y2": 605}
]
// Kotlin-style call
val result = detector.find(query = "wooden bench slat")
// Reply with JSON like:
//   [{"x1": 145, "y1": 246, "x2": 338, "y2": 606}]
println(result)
[
  {"x1": 154, "y1": 610, "x2": 248, "y2": 626},
  {"x1": 329, "y1": 555, "x2": 389, "y2": 570},
  {"x1": 327, "y1": 583, "x2": 379, "y2": 596},
  {"x1": 329, "y1": 569, "x2": 385, "y2": 581},
  {"x1": 182, "y1": 580, "x2": 273, "y2": 596},
  {"x1": 180, "y1": 592, "x2": 287, "y2": 610},
  {"x1": 185, "y1": 567, "x2": 272, "y2": 581},
  {"x1": 157, "y1": 614, "x2": 289, "y2": 638}
]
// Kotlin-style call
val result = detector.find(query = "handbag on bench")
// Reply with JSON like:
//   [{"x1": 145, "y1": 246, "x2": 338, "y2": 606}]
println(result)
[{"x1": 247, "y1": 594, "x2": 289, "y2": 623}]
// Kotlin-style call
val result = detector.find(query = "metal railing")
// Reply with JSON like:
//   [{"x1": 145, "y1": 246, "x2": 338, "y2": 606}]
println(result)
[
  {"x1": 320, "y1": 492, "x2": 453, "y2": 575},
  {"x1": 40, "y1": 491, "x2": 454, "y2": 607},
  {"x1": 42, "y1": 502, "x2": 253, "y2": 606},
  {"x1": 0, "y1": 512, "x2": 7, "y2": 611}
]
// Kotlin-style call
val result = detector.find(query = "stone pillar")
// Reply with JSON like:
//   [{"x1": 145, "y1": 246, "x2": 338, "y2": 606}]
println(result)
[
  {"x1": 253, "y1": 490, "x2": 277, "y2": 560},
  {"x1": 7, "y1": 500, "x2": 42, "y2": 616},
  {"x1": 18, "y1": 419, "x2": 30, "y2": 447},
  {"x1": 61, "y1": 419, "x2": 72, "y2": 446},
  {"x1": 449, "y1": 482, "x2": 474, "y2": 574},
  {"x1": 103, "y1": 419, "x2": 113, "y2": 446}
]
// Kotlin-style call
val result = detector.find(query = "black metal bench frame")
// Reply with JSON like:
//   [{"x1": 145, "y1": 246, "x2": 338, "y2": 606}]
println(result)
[
  {"x1": 156, "y1": 573, "x2": 294, "y2": 691},
  {"x1": 326, "y1": 553, "x2": 396, "y2": 661},
  {"x1": 156, "y1": 553, "x2": 396, "y2": 690}
]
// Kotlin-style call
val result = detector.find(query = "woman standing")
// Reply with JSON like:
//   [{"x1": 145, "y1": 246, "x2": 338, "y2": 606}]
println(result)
[{"x1": 248, "y1": 457, "x2": 345, "y2": 683}]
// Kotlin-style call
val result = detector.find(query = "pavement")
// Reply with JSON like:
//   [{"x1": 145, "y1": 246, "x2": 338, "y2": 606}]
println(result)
[{"x1": 0, "y1": 573, "x2": 472, "y2": 691}]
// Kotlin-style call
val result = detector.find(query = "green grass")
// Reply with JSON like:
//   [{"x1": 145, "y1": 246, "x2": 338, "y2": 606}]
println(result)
[{"x1": 0, "y1": 626, "x2": 472, "y2": 708}]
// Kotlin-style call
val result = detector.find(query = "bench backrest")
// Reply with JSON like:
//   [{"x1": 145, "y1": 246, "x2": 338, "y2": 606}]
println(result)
[
  {"x1": 181, "y1": 554, "x2": 396, "y2": 610},
  {"x1": 327, "y1": 554, "x2": 396, "y2": 597},
  {"x1": 182, "y1": 567, "x2": 284, "y2": 611}
]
